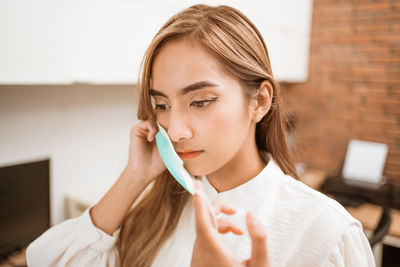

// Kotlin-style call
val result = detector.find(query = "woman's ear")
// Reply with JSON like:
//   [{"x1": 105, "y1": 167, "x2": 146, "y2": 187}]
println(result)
[{"x1": 251, "y1": 80, "x2": 273, "y2": 123}]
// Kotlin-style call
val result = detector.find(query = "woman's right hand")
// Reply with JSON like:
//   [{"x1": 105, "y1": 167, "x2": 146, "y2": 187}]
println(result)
[
  {"x1": 89, "y1": 120, "x2": 165, "y2": 236},
  {"x1": 126, "y1": 120, "x2": 166, "y2": 185}
]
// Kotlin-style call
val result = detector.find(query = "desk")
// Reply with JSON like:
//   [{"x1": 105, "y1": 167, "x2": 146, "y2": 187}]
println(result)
[
  {"x1": 300, "y1": 169, "x2": 400, "y2": 267},
  {"x1": 346, "y1": 203, "x2": 400, "y2": 240},
  {"x1": 346, "y1": 203, "x2": 400, "y2": 267}
]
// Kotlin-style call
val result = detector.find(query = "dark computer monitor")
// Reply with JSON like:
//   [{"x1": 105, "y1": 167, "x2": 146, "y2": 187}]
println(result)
[{"x1": 0, "y1": 159, "x2": 50, "y2": 258}]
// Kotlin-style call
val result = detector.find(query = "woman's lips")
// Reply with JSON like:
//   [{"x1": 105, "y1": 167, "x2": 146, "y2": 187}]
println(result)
[{"x1": 177, "y1": 150, "x2": 203, "y2": 160}]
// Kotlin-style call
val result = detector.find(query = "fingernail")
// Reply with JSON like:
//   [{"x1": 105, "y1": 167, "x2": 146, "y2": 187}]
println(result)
[{"x1": 249, "y1": 211, "x2": 260, "y2": 226}]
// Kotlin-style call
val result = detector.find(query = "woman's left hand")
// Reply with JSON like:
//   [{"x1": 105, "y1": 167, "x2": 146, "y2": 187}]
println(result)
[{"x1": 191, "y1": 181, "x2": 269, "y2": 267}]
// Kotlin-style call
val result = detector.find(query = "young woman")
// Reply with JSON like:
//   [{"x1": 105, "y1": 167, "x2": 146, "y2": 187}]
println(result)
[{"x1": 26, "y1": 4, "x2": 375, "y2": 267}]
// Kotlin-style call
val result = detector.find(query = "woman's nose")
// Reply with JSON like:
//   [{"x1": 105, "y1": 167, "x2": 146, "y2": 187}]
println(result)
[{"x1": 166, "y1": 111, "x2": 193, "y2": 142}]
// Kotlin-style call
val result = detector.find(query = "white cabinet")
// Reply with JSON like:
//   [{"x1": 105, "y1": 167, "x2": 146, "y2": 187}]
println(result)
[{"x1": 0, "y1": 0, "x2": 313, "y2": 84}]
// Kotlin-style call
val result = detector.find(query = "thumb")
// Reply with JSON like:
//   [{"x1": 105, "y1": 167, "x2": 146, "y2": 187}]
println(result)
[
  {"x1": 193, "y1": 180, "x2": 215, "y2": 239},
  {"x1": 246, "y1": 211, "x2": 269, "y2": 267}
]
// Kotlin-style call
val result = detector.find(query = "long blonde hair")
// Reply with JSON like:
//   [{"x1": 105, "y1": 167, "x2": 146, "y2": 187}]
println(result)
[{"x1": 116, "y1": 4, "x2": 298, "y2": 266}]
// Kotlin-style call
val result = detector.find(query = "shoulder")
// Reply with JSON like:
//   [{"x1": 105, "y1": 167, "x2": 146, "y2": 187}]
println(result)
[
  {"x1": 327, "y1": 223, "x2": 375, "y2": 266},
  {"x1": 262, "y1": 157, "x2": 358, "y2": 230},
  {"x1": 258, "y1": 160, "x2": 364, "y2": 263},
  {"x1": 271, "y1": 171, "x2": 359, "y2": 235},
  {"x1": 284, "y1": 173, "x2": 354, "y2": 220}
]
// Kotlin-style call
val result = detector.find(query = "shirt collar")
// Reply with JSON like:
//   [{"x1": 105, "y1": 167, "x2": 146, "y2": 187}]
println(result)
[{"x1": 200, "y1": 152, "x2": 286, "y2": 203}]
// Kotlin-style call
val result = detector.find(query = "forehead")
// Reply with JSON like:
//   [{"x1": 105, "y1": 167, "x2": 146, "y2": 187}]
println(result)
[{"x1": 151, "y1": 39, "x2": 231, "y2": 95}]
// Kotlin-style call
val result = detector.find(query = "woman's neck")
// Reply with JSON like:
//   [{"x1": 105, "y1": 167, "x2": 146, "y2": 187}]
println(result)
[{"x1": 206, "y1": 134, "x2": 267, "y2": 193}]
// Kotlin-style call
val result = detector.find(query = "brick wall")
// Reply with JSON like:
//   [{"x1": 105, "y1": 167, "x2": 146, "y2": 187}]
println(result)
[{"x1": 283, "y1": 0, "x2": 400, "y2": 205}]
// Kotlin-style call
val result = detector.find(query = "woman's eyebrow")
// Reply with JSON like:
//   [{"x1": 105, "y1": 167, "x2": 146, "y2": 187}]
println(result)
[{"x1": 149, "y1": 80, "x2": 219, "y2": 97}]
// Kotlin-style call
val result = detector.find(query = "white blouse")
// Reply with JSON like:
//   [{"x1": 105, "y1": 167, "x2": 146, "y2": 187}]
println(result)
[{"x1": 27, "y1": 156, "x2": 376, "y2": 267}]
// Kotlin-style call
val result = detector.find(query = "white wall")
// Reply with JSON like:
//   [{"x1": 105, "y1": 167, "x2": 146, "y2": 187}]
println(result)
[
  {"x1": 0, "y1": 0, "x2": 313, "y2": 83},
  {"x1": 0, "y1": 85, "x2": 138, "y2": 225}
]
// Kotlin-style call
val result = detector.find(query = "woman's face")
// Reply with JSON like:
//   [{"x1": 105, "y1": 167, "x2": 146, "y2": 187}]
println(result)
[{"x1": 151, "y1": 39, "x2": 256, "y2": 176}]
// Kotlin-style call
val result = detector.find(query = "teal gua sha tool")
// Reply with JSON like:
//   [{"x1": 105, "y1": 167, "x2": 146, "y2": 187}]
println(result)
[{"x1": 155, "y1": 122, "x2": 195, "y2": 195}]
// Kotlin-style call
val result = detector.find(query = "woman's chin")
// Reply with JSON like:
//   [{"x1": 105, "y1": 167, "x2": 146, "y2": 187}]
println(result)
[
  {"x1": 187, "y1": 168, "x2": 206, "y2": 177},
  {"x1": 185, "y1": 162, "x2": 218, "y2": 177}
]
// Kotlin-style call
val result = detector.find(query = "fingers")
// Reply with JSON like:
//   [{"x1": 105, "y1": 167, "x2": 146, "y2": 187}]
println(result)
[
  {"x1": 212, "y1": 199, "x2": 236, "y2": 216},
  {"x1": 134, "y1": 120, "x2": 158, "y2": 142},
  {"x1": 247, "y1": 211, "x2": 269, "y2": 266},
  {"x1": 194, "y1": 181, "x2": 243, "y2": 236},
  {"x1": 194, "y1": 180, "x2": 245, "y2": 237},
  {"x1": 193, "y1": 180, "x2": 215, "y2": 240},
  {"x1": 145, "y1": 120, "x2": 158, "y2": 142},
  {"x1": 217, "y1": 218, "x2": 244, "y2": 235}
]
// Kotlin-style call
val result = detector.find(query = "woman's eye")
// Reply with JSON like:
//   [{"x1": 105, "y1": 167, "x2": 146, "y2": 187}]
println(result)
[
  {"x1": 190, "y1": 97, "x2": 218, "y2": 108},
  {"x1": 155, "y1": 104, "x2": 170, "y2": 111}
]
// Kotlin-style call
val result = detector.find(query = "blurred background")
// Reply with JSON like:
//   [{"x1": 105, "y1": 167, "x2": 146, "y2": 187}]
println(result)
[{"x1": 0, "y1": 0, "x2": 399, "y2": 266}]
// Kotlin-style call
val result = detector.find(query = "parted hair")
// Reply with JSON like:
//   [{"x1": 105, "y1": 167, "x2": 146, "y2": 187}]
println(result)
[{"x1": 116, "y1": 4, "x2": 298, "y2": 267}]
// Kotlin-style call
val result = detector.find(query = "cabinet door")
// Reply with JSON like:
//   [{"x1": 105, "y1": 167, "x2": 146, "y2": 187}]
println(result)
[{"x1": 0, "y1": 0, "x2": 313, "y2": 84}]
